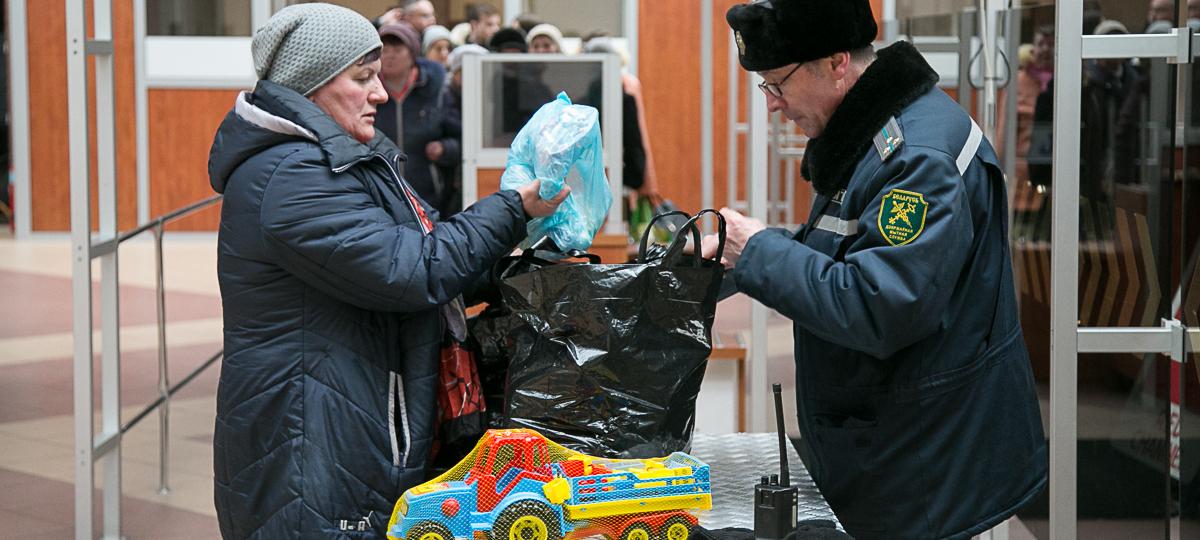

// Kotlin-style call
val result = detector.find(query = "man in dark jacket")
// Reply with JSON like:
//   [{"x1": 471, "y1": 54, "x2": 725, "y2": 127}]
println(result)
[
  {"x1": 708, "y1": 1, "x2": 1048, "y2": 538},
  {"x1": 378, "y1": 22, "x2": 463, "y2": 216},
  {"x1": 208, "y1": 5, "x2": 565, "y2": 538}
]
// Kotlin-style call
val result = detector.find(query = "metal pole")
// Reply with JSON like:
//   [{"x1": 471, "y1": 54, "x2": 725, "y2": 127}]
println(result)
[
  {"x1": 747, "y1": 72, "x2": 770, "y2": 432},
  {"x1": 65, "y1": 0, "x2": 94, "y2": 536},
  {"x1": 1051, "y1": 0, "x2": 1083, "y2": 537},
  {"x1": 728, "y1": 30, "x2": 741, "y2": 210},
  {"x1": 603, "y1": 54, "x2": 624, "y2": 234},
  {"x1": 155, "y1": 223, "x2": 171, "y2": 495},
  {"x1": 701, "y1": 0, "x2": 714, "y2": 220},
  {"x1": 624, "y1": 0, "x2": 639, "y2": 78},
  {"x1": 135, "y1": 0, "x2": 150, "y2": 225},
  {"x1": 958, "y1": 9, "x2": 974, "y2": 114},
  {"x1": 8, "y1": 0, "x2": 32, "y2": 238},
  {"x1": 93, "y1": 1, "x2": 123, "y2": 534}
]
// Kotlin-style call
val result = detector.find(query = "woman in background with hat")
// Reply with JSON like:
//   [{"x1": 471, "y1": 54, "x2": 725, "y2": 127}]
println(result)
[
  {"x1": 207, "y1": 4, "x2": 566, "y2": 538},
  {"x1": 377, "y1": 21, "x2": 463, "y2": 216}
]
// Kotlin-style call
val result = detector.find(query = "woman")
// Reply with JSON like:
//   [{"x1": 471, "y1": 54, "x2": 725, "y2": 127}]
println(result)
[
  {"x1": 207, "y1": 4, "x2": 566, "y2": 538},
  {"x1": 377, "y1": 22, "x2": 462, "y2": 216},
  {"x1": 525, "y1": 23, "x2": 564, "y2": 54},
  {"x1": 422, "y1": 24, "x2": 452, "y2": 66}
]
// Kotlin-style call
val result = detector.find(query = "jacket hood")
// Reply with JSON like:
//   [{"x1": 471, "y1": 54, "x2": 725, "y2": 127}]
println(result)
[
  {"x1": 800, "y1": 40, "x2": 939, "y2": 196},
  {"x1": 208, "y1": 80, "x2": 397, "y2": 193}
]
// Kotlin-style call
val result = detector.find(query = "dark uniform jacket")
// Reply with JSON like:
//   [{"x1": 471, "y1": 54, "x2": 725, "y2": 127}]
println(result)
[
  {"x1": 733, "y1": 42, "x2": 1047, "y2": 539},
  {"x1": 208, "y1": 80, "x2": 526, "y2": 539}
]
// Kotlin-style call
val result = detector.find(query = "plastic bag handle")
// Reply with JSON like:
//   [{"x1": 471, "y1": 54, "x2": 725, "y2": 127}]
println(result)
[
  {"x1": 494, "y1": 249, "x2": 602, "y2": 282},
  {"x1": 661, "y1": 209, "x2": 726, "y2": 268},
  {"x1": 637, "y1": 210, "x2": 695, "y2": 263}
]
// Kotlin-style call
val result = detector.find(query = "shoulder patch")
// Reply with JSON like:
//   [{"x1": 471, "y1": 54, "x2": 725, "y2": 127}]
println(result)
[
  {"x1": 872, "y1": 117, "x2": 904, "y2": 162},
  {"x1": 877, "y1": 188, "x2": 928, "y2": 246}
]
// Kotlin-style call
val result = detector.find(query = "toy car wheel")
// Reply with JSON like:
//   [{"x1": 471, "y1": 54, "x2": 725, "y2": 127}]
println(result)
[
  {"x1": 408, "y1": 521, "x2": 454, "y2": 540},
  {"x1": 659, "y1": 516, "x2": 693, "y2": 540},
  {"x1": 620, "y1": 522, "x2": 653, "y2": 540},
  {"x1": 492, "y1": 500, "x2": 562, "y2": 540}
]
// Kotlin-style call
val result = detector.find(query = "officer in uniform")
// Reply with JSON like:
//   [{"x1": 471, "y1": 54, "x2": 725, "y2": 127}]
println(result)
[{"x1": 706, "y1": 1, "x2": 1048, "y2": 538}]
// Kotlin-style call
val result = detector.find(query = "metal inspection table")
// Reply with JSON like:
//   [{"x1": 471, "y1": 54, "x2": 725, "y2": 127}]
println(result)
[{"x1": 690, "y1": 433, "x2": 841, "y2": 530}]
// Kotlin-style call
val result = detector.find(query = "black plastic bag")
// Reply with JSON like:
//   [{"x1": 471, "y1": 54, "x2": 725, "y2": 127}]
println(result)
[{"x1": 496, "y1": 210, "x2": 726, "y2": 458}]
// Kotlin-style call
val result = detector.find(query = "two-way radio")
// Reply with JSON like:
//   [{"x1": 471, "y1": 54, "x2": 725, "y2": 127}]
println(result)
[{"x1": 754, "y1": 383, "x2": 799, "y2": 540}]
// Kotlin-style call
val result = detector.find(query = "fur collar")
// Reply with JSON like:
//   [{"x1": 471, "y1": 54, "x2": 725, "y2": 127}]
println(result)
[{"x1": 800, "y1": 40, "x2": 939, "y2": 196}]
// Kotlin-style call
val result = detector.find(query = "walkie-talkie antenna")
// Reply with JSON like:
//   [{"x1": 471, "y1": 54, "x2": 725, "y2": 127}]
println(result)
[{"x1": 772, "y1": 383, "x2": 790, "y2": 487}]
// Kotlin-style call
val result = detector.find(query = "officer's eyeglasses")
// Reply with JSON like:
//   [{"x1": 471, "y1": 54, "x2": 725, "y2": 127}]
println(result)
[{"x1": 758, "y1": 64, "x2": 802, "y2": 98}]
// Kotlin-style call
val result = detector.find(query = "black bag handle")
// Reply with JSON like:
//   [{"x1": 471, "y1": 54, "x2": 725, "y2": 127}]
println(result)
[
  {"x1": 494, "y1": 249, "x2": 602, "y2": 281},
  {"x1": 660, "y1": 209, "x2": 726, "y2": 268},
  {"x1": 637, "y1": 210, "x2": 697, "y2": 264},
  {"x1": 638, "y1": 209, "x2": 726, "y2": 268}
]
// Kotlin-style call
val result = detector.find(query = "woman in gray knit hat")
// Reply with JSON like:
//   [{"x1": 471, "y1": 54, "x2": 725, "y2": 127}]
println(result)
[{"x1": 207, "y1": 4, "x2": 567, "y2": 538}]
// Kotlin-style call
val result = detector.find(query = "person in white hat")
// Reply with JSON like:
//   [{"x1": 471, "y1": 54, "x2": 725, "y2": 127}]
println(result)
[
  {"x1": 422, "y1": 24, "x2": 452, "y2": 66},
  {"x1": 526, "y1": 22, "x2": 564, "y2": 54}
]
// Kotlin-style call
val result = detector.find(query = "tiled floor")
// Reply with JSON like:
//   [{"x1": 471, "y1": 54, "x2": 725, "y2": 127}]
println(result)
[
  {"x1": 4, "y1": 234, "x2": 1187, "y2": 539},
  {"x1": 0, "y1": 236, "x2": 224, "y2": 538}
]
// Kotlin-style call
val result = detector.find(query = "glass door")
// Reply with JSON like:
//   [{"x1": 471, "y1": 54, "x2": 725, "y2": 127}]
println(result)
[{"x1": 1038, "y1": 0, "x2": 1199, "y2": 538}]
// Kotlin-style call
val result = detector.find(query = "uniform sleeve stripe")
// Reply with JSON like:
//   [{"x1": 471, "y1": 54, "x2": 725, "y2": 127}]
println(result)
[
  {"x1": 956, "y1": 120, "x2": 983, "y2": 175},
  {"x1": 816, "y1": 215, "x2": 859, "y2": 236}
]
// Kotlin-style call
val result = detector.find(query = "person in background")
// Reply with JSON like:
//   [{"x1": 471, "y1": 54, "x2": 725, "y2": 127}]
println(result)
[
  {"x1": 488, "y1": 27, "x2": 528, "y2": 53},
  {"x1": 402, "y1": 0, "x2": 437, "y2": 34},
  {"x1": 423, "y1": 24, "x2": 453, "y2": 67},
  {"x1": 1147, "y1": 0, "x2": 1174, "y2": 31},
  {"x1": 375, "y1": 4, "x2": 403, "y2": 28},
  {"x1": 526, "y1": 23, "x2": 564, "y2": 54},
  {"x1": 378, "y1": 22, "x2": 463, "y2": 216},
  {"x1": 208, "y1": 4, "x2": 566, "y2": 538},
  {"x1": 442, "y1": 44, "x2": 489, "y2": 218},
  {"x1": 467, "y1": 3, "x2": 501, "y2": 46},
  {"x1": 584, "y1": 36, "x2": 659, "y2": 197},
  {"x1": 449, "y1": 21, "x2": 472, "y2": 46}
]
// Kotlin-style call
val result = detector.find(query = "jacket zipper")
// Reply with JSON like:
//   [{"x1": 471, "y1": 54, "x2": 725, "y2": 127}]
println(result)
[{"x1": 338, "y1": 152, "x2": 414, "y2": 468}]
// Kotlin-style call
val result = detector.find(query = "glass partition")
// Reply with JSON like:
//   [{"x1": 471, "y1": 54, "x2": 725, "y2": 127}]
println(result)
[
  {"x1": 148, "y1": 0, "x2": 252, "y2": 36},
  {"x1": 480, "y1": 59, "x2": 605, "y2": 148}
]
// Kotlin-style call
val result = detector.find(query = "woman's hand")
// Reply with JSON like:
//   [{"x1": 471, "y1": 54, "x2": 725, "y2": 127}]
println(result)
[{"x1": 516, "y1": 180, "x2": 570, "y2": 218}]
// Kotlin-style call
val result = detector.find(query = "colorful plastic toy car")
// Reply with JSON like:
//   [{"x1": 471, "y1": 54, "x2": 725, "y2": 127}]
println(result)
[{"x1": 387, "y1": 429, "x2": 711, "y2": 540}]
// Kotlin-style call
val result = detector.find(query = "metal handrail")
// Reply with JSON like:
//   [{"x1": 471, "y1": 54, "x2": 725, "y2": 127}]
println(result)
[
  {"x1": 118, "y1": 194, "x2": 222, "y2": 243},
  {"x1": 114, "y1": 194, "x2": 223, "y2": 494}
]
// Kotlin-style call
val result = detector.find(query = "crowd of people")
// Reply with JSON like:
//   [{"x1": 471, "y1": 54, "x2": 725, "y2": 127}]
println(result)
[
  {"x1": 365, "y1": 0, "x2": 659, "y2": 217},
  {"x1": 1003, "y1": 0, "x2": 1200, "y2": 241}
]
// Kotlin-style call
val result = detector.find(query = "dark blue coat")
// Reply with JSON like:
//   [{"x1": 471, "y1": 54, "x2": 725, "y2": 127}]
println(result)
[
  {"x1": 377, "y1": 59, "x2": 462, "y2": 216},
  {"x1": 207, "y1": 80, "x2": 526, "y2": 539},
  {"x1": 733, "y1": 42, "x2": 1046, "y2": 539}
]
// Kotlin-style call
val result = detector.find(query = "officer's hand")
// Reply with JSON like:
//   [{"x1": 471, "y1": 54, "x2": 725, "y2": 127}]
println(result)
[
  {"x1": 516, "y1": 180, "x2": 570, "y2": 218},
  {"x1": 699, "y1": 234, "x2": 724, "y2": 264},
  {"x1": 719, "y1": 207, "x2": 765, "y2": 268}
]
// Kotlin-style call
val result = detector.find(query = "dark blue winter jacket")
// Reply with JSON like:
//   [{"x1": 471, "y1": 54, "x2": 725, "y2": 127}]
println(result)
[
  {"x1": 207, "y1": 80, "x2": 526, "y2": 539},
  {"x1": 733, "y1": 42, "x2": 1047, "y2": 539}
]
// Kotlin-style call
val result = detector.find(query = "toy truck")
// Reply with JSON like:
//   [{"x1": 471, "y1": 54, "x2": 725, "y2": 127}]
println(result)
[{"x1": 387, "y1": 429, "x2": 711, "y2": 540}]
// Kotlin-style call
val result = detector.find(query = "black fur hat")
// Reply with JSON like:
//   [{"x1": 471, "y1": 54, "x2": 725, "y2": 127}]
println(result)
[{"x1": 726, "y1": 0, "x2": 878, "y2": 72}]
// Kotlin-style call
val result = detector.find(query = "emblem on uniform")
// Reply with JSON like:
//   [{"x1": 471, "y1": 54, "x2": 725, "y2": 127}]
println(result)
[
  {"x1": 877, "y1": 189, "x2": 928, "y2": 246},
  {"x1": 735, "y1": 31, "x2": 746, "y2": 56}
]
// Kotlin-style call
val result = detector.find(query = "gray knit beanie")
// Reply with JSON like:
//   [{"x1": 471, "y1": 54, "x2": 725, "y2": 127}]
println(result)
[{"x1": 252, "y1": 3, "x2": 383, "y2": 96}]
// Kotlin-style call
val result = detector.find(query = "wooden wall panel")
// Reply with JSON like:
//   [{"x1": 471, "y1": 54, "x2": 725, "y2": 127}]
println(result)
[
  {"x1": 147, "y1": 89, "x2": 239, "y2": 231},
  {"x1": 28, "y1": 0, "x2": 138, "y2": 232},
  {"x1": 638, "y1": 0, "x2": 702, "y2": 214},
  {"x1": 640, "y1": 0, "x2": 883, "y2": 217}
]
